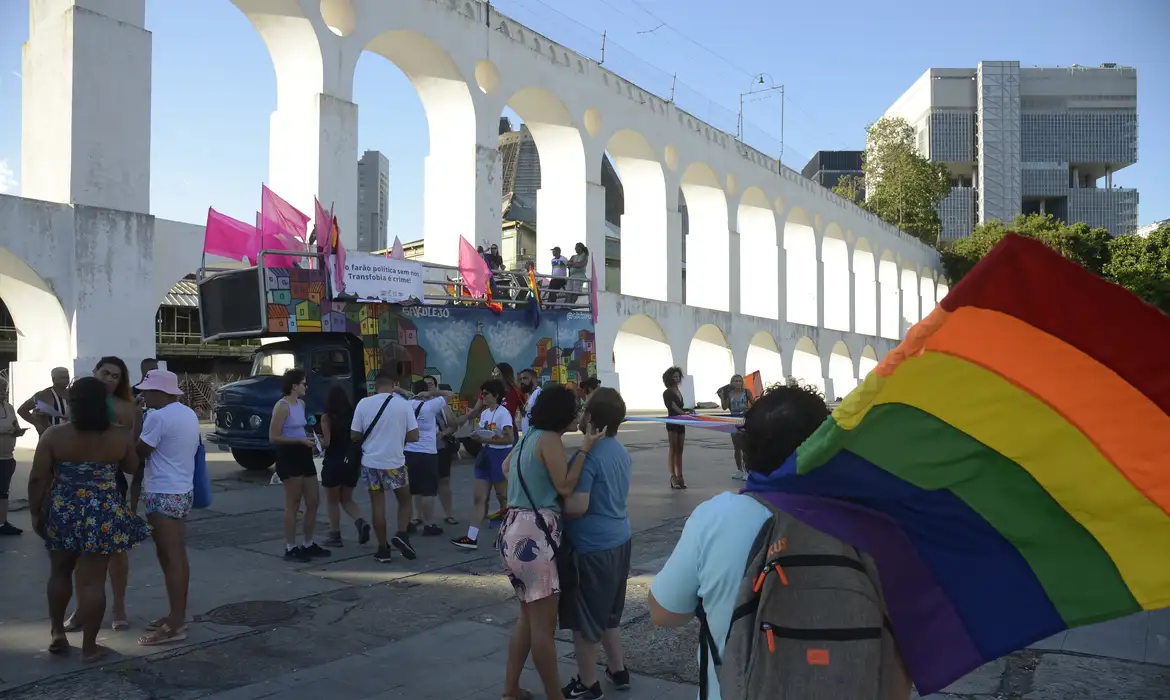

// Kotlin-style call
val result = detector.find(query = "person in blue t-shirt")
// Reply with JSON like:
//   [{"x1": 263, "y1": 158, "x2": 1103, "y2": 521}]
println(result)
[{"x1": 560, "y1": 387, "x2": 633, "y2": 698}]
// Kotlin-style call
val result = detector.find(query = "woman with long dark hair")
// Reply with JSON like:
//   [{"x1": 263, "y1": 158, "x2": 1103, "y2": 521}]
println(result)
[
  {"x1": 269, "y1": 369, "x2": 329, "y2": 563},
  {"x1": 319, "y1": 385, "x2": 370, "y2": 548},
  {"x1": 662, "y1": 367, "x2": 688, "y2": 489},
  {"x1": 28, "y1": 377, "x2": 150, "y2": 662}
]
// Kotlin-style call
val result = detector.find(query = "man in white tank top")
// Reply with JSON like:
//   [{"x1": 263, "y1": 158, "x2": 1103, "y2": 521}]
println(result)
[{"x1": 18, "y1": 367, "x2": 71, "y2": 435}]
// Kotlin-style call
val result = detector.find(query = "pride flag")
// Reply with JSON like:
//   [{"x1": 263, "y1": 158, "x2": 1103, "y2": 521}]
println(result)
[
  {"x1": 526, "y1": 268, "x2": 542, "y2": 328},
  {"x1": 748, "y1": 233, "x2": 1170, "y2": 693}
]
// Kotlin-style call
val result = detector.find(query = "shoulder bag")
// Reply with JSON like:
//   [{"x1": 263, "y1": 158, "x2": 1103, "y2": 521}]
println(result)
[
  {"x1": 508, "y1": 432, "x2": 578, "y2": 590},
  {"x1": 343, "y1": 395, "x2": 394, "y2": 471}
]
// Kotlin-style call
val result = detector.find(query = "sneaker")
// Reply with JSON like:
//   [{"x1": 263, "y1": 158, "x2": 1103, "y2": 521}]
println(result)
[
  {"x1": 422, "y1": 524, "x2": 444, "y2": 537},
  {"x1": 605, "y1": 667, "x2": 630, "y2": 690},
  {"x1": 283, "y1": 546, "x2": 310, "y2": 563},
  {"x1": 355, "y1": 518, "x2": 371, "y2": 545},
  {"x1": 0, "y1": 522, "x2": 23, "y2": 536},
  {"x1": 391, "y1": 535, "x2": 417, "y2": 560},
  {"x1": 450, "y1": 535, "x2": 478, "y2": 550},
  {"x1": 563, "y1": 676, "x2": 604, "y2": 699},
  {"x1": 302, "y1": 543, "x2": 332, "y2": 558},
  {"x1": 323, "y1": 532, "x2": 344, "y2": 548},
  {"x1": 373, "y1": 546, "x2": 394, "y2": 563}
]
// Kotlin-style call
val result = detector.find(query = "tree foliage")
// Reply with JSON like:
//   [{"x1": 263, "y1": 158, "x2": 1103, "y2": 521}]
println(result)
[
  {"x1": 861, "y1": 117, "x2": 952, "y2": 247},
  {"x1": 832, "y1": 174, "x2": 865, "y2": 205},
  {"x1": 941, "y1": 214, "x2": 1170, "y2": 314}
]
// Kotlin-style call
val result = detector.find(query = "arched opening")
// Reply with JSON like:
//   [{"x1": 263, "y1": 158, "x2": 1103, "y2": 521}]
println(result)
[
  {"x1": 0, "y1": 249, "x2": 72, "y2": 443},
  {"x1": 607, "y1": 130, "x2": 665, "y2": 300},
  {"x1": 822, "y1": 223, "x2": 850, "y2": 331},
  {"x1": 828, "y1": 341, "x2": 856, "y2": 401},
  {"x1": 853, "y1": 238, "x2": 877, "y2": 336},
  {"x1": 937, "y1": 280, "x2": 950, "y2": 304},
  {"x1": 746, "y1": 331, "x2": 784, "y2": 387},
  {"x1": 501, "y1": 88, "x2": 586, "y2": 275},
  {"x1": 681, "y1": 163, "x2": 730, "y2": 312},
  {"x1": 613, "y1": 314, "x2": 673, "y2": 411},
  {"x1": 790, "y1": 336, "x2": 824, "y2": 395},
  {"x1": 859, "y1": 345, "x2": 879, "y2": 381},
  {"x1": 738, "y1": 187, "x2": 779, "y2": 319},
  {"x1": 362, "y1": 30, "x2": 477, "y2": 265},
  {"x1": 878, "y1": 252, "x2": 900, "y2": 339},
  {"x1": 900, "y1": 267, "x2": 920, "y2": 330},
  {"x1": 784, "y1": 207, "x2": 817, "y2": 326},
  {"x1": 919, "y1": 273, "x2": 937, "y2": 317},
  {"x1": 687, "y1": 324, "x2": 733, "y2": 406}
]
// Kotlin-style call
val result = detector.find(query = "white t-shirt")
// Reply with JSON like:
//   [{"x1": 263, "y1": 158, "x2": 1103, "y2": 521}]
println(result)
[
  {"x1": 478, "y1": 404, "x2": 514, "y2": 450},
  {"x1": 140, "y1": 402, "x2": 202, "y2": 495},
  {"x1": 521, "y1": 386, "x2": 542, "y2": 434},
  {"x1": 405, "y1": 397, "x2": 446, "y2": 455},
  {"x1": 551, "y1": 255, "x2": 569, "y2": 278},
  {"x1": 352, "y1": 393, "x2": 418, "y2": 470}
]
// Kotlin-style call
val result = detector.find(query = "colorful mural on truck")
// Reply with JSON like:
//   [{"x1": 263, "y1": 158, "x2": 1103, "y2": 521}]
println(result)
[{"x1": 263, "y1": 266, "x2": 596, "y2": 407}]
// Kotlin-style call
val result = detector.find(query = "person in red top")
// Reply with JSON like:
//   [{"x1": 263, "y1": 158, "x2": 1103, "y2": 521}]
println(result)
[{"x1": 490, "y1": 363, "x2": 524, "y2": 522}]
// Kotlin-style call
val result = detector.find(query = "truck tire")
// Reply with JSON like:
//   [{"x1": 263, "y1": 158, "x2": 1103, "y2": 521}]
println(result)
[{"x1": 232, "y1": 448, "x2": 276, "y2": 471}]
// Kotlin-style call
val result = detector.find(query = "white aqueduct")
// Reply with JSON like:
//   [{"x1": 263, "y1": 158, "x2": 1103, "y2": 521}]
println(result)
[{"x1": 0, "y1": 0, "x2": 946, "y2": 429}]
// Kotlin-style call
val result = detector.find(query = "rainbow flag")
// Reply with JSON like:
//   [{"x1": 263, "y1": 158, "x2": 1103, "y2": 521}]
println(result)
[
  {"x1": 625, "y1": 414, "x2": 743, "y2": 434},
  {"x1": 746, "y1": 233, "x2": 1170, "y2": 693}
]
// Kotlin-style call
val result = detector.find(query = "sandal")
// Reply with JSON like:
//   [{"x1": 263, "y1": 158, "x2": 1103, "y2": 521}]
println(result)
[
  {"x1": 48, "y1": 637, "x2": 70, "y2": 655},
  {"x1": 444, "y1": 516, "x2": 459, "y2": 525},
  {"x1": 112, "y1": 619, "x2": 130, "y2": 631},
  {"x1": 145, "y1": 617, "x2": 186, "y2": 632},
  {"x1": 81, "y1": 644, "x2": 114, "y2": 664},
  {"x1": 501, "y1": 690, "x2": 534, "y2": 700},
  {"x1": 138, "y1": 623, "x2": 188, "y2": 647},
  {"x1": 62, "y1": 613, "x2": 81, "y2": 633},
  {"x1": 670, "y1": 475, "x2": 681, "y2": 490},
  {"x1": 410, "y1": 518, "x2": 423, "y2": 526}
]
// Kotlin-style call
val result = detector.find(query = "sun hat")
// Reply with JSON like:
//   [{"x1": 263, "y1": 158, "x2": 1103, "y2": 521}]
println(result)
[{"x1": 135, "y1": 369, "x2": 184, "y2": 396}]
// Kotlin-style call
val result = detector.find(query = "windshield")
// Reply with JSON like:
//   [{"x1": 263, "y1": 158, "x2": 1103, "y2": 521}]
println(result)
[{"x1": 251, "y1": 350, "x2": 299, "y2": 377}]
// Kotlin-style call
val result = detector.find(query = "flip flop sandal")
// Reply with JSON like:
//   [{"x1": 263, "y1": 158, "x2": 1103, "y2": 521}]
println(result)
[
  {"x1": 111, "y1": 619, "x2": 130, "y2": 631},
  {"x1": 444, "y1": 516, "x2": 459, "y2": 525},
  {"x1": 62, "y1": 614, "x2": 81, "y2": 633},
  {"x1": 81, "y1": 644, "x2": 115, "y2": 664},
  {"x1": 138, "y1": 623, "x2": 188, "y2": 647},
  {"x1": 48, "y1": 637, "x2": 70, "y2": 655}
]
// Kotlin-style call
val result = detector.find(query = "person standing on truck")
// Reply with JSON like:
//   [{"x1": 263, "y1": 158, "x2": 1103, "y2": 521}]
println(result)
[
  {"x1": 270, "y1": 369, "x2": 331, "y2": 563},
  {"x1": 405, "y1": 379, "x2": 447, "y2": 537},
  {"x1": 319, "y1": 386, "x2": 371, "y2": 549},
  {"x1": 351, "y1": 368, "x2": 420, "y2": 564},
  {"x1": 449, "y1": 379, "x2": 513, "y2": 551}
]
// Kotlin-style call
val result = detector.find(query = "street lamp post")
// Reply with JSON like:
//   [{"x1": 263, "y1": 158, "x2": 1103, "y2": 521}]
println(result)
[{"x1": 738, "y1": 73, "x2": 785, "y2": 163}]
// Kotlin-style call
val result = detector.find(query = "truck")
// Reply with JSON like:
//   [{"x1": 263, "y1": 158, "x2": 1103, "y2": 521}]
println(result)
[{"x1": 197, "y1": 251, "x2": 596, "y2": 470}]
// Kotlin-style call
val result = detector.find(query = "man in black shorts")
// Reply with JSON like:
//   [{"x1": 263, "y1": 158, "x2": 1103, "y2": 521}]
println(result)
[{"x1": 406, "y1": 380, "x2": 445, "y2": 536}]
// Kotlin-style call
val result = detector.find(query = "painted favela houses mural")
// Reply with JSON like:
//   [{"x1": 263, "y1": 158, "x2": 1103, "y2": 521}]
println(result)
[{"x1": 262, "y1": 267, "x2": 596, "y2": 411}]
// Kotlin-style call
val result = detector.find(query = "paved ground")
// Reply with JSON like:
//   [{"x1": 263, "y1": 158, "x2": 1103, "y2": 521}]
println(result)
[{"x1": 1, "y1": 424, "x2": 1167, "y2": 699}]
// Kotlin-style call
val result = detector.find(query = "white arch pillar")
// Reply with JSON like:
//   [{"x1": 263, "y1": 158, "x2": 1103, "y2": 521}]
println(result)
[
  {"x1": 815, "y1": 232, "x2": 826, "y2": 329},
  {"x1": 729, "y1": 223, "x2": 742, "y2": 315},
  {"x1": 776, "y1": 224, "x2": 788, "y2": 323},
  {"x1": 846, "y1": 243, "x2": 856, "y2": 333},
  {"x1": 665, "y1": 178, "x2": 684, "y2": 304}
]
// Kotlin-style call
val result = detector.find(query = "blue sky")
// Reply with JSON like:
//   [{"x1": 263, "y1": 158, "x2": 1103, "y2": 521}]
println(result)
[{"x1": 0, "y1": 0, "x2": 1167, "y2": 241}]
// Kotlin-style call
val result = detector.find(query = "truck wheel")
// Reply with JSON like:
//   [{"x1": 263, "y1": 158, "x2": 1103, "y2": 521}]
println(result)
[{"x1": 232, "y1": 448, "x2": 276, "y2": 471}]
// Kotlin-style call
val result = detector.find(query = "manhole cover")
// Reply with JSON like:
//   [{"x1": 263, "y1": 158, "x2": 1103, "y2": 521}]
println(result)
[{"x1": 202, "y1": 600, "x2": 298, "y2": 627}]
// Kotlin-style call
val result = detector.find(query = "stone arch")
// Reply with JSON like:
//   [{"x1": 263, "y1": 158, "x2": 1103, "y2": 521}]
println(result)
[
  {"x1": 936, "y1": 279, "x2": 950, "y2": 304},
  {"x1": 607, "y1": 129, "x2": 666, "y2": 300},
  {"x1": 827, "y1": 340, "x2": 855, "y2": 401},
  {"x1": 852, "y1": 237, "x2": 877, "y2": 336},
  {"x1": 364, "y1": 30, "x2": 477, "y2": 265},
  {"x1": 822, "y1": 223, "x2": 849, "y2": 331},
  {"x1": 613, "y1": 314, "x2": 673, "y2": 411},
  {"x1": 503, "y1": 86, "x2": 587, "y2": 274},
  {"x1": 784, "y1": 207, "x2": 817, "y2": 326},
  {"x1": 681, "y1": 163, "x2": 730, "y2": 312},
  {"x1": 790, "y1": 336, "x2": 824, "y2": 395},
  {"x1": 878, "y1": 250, "x2": 900, "y2": 339},
  {"x1": 746, "y1": 330, "x2": 783, "y2": 387},
  {"x1": 687, "y1": 323, "x2": 733, "y2": 406},
  {"x1": 919, "y1": 271, "x2": 937, "y2": 317},
  {"x1": 900, "y1": 266, "x2": 920, "y2": 330},
  {"x1": 738, "y1": 187, "x2": 779, "y2": 320},
  {"x1": 859, "y1": 345, "x2": 879, "y2": 381}
]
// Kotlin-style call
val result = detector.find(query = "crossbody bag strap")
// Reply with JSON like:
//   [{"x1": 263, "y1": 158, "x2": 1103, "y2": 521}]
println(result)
[
  {"x1": 356, "y1": 395, "x2": 394, "y2": 446},
  {"x1": 513, "y1": 432, "x2": 560, "y2": 558}
]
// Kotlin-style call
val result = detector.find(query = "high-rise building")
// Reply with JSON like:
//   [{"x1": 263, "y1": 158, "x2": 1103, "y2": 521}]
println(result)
[
  {"x1": 356, "y1": 150, "x2": 389, "y2": 252},
  {"x1": 802, "y1": 150, "x2": 864, "y2": 197},
  {"x1": 882, "y1": 62, "x2": 1138, "y2": 241}
]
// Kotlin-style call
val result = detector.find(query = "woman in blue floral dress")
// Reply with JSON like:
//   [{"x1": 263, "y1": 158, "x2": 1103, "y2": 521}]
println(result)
[{"x1": 28, "y1": 377, "x2": 150, "y2": 663}]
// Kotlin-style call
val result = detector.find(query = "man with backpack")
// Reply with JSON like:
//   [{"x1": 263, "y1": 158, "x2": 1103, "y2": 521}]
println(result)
[{"x1": 648, "y1": 383, "x2": 912, "y2": 700}]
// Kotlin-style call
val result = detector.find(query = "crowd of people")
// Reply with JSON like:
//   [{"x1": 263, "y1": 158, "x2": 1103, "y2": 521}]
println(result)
[{"x1": 15, "y1": 359, "x2": 201, "y2": 662}]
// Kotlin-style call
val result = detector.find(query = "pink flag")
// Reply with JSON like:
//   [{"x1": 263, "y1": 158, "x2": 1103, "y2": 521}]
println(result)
[
  {"x1": 256, "y1": 210, "x2": 300, "y2": 268},
  {"x1": 203, "y1": 208, "x2": 259, "y2": 262},
  {"x1": 390, "y1": 236, "x2": 406, "y2": 260},
  {"x1": 314, "y1": 198, "x2": 333, "y2": 257},
  {"x1": 590, "y1": 259, "x2": 599, "y2": 325},
  {"x1": 261, "y1": 185, "x2": 309, "y2": 243},
  {"x1": 458, "y1": 236, "x2": 492, "y2": 298}
]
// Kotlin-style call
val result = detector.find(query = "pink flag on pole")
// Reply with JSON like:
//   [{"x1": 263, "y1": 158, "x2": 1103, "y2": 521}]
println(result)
[
  {"x1": 458, "y1": 236, "x2": 492, "y2": 298},
  {"x1": 256, "y1": 210, "x2": 300, "y2": 268},
  {"x1": 390, "y1": 236, "x2": 406, "y2": 261},
  {"x1": 203, "y1": 208, "x2": 259, "y2": 262},
  {"x1": 261, "y1": 185, "x2": 309, "y2": 242},
  {"x1": 590, "y1": 259, "x2": 600, "y2": 325},
  {"x1": 314, "y1": 198, "x2": 332, "y2": 257}
]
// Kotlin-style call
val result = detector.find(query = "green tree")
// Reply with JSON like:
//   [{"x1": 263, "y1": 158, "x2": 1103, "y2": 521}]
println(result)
[
  {"x1": 1104, "y1": 225, "x2": 1170, "y2": 313},
  {"x1": 831, "y1": 174, "x2": 865, "y2": 205},
  {"x1": 861, "y1": 117, "x2": 952, "y2": 246}
]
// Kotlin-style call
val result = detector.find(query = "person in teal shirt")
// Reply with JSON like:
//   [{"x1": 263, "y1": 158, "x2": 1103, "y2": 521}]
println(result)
[{"x1": 561, "y1": 387, "x2": 634, "y2": 697}]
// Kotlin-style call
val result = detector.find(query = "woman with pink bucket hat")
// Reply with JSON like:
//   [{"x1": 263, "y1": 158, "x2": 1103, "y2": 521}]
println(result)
[{"x1": 134, "y1": 369, "x2": 201, "y2": 646}]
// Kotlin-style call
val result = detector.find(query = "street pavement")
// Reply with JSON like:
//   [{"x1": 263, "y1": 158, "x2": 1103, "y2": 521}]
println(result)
[{"x1": 1, "y1": 424, "x2": 1167, "y2": 699}]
